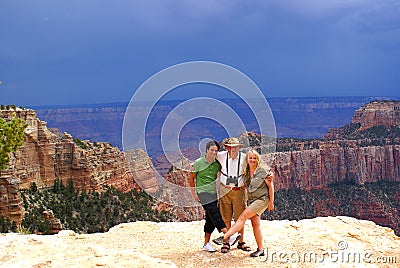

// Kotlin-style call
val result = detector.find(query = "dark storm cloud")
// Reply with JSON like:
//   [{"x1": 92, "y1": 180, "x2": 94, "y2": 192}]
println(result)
[{"x1": 0, "y1": 0, "x2": 399, "y2": 105}]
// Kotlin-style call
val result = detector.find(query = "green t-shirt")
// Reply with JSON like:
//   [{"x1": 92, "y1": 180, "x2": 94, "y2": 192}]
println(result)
[{"x1": 192, "y1": 156, "x2": 221, "y2": 194}]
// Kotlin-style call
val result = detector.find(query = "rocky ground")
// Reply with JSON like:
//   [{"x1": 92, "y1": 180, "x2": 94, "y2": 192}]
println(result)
[{"x1": 1, "y1": 216, "x2": 399, "y2": 268}]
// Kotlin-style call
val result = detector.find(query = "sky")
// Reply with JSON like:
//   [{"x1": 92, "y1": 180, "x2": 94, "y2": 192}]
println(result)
[{"x1": 0, "y1": 0, "x2": 400, "y2": 106}]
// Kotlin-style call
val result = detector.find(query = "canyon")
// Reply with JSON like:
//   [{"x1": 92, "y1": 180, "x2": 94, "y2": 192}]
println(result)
[
  {"x1": 0, "y1": 98, "x2": 399, "y2": 237},
  {"x1": 0, "y1": 107, "x2": 157, "y2": 226},
  {"x1": 31, "y1": 96, "x2": 393, "y2": 152},
  {"x1": 161, "y1": 100, "x2": 400, "y2": 234}
]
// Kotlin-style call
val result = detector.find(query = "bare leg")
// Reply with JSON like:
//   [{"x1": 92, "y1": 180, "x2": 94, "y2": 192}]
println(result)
[
  {"x1": 238, "y1": 226, "x2": 244, "y2": 243},
  {"x1": 225, "y1": 220, "x2": 244, "y2": 243},
  {"x1": 204, "y1": 232, "x2": 212, "y2": 245},
  {"x1": 250, "y1": 215, "x2": 264, "y2": 250},
  {"x1": 223, "y1": 208, "x2": 256, "y2": 241}
]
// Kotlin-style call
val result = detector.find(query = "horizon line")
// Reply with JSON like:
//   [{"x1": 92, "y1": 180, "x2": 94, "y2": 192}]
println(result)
[{"x1": 25, "y1": 95, "x2": 400, "y2": 109}]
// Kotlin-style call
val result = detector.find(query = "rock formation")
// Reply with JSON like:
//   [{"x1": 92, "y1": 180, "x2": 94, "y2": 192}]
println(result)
[
  {"x1": 33, "y1": 97, "x2": 397, "y2": 150},
  {"x1": 125, "y1": 149, "x2": 159, "y2": 193},
  {"x1": 0, "y1": 108, "x2": 158, "y2": 227},
  {"x1": 352, "y1": 100, "x2": 400, "y2": 131},
  {"x1": 1, "y1": 100, "x2": 399, "y2": 236},
  {"x1": 34, "y1": 106, "x2": 126, "y2": 149},
  {"x1": 42, "y1": 209, "x2": 62, "y2": 235},
  {"x1": 0, "y1": 176, "x2": 24, "y2": 226},
  {"x1": 233, "y1": 101, "x2": 400, "y2": 191},
  {"x1": 9, "y1": 110, "x2": 136, "y2": 193},
  {"x1": 269, "y1": 143, "x2": 400, "y2": 191},
  {"x1": 162, "y1": 101, "x2": 400, "y2": 229},
  {"x1": 159, "y1": 165, "x2": 204, "y2": 222}
]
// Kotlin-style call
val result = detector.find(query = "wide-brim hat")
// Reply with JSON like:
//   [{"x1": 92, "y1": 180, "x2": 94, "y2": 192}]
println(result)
[{"x1": 223, "y1": 137, "x2": 244, "y2": 148}]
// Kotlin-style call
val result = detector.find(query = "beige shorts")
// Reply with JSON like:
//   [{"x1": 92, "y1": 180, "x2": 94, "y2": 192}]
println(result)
[
  {"x1": 247, "y1": 198, "x2": 270, "y2": 216},
  {"x1": 218, "y1": 186, "x2": 246, "y2": 222}
]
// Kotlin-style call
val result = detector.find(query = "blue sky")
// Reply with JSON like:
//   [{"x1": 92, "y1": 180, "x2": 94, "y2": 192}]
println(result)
[{"x1": 1, "y1": 0, "x2": 399, "y2": 106}]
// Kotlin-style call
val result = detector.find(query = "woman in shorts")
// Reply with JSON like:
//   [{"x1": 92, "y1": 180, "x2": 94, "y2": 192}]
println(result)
[{"x1": 220, "y1": 150, "x2": 274, "y2": 257}]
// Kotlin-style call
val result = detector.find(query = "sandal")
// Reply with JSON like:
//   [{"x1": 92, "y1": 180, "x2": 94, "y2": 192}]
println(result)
[
  {"x1": 221, "y1": 242, "x2": 230, "y2": 253},
  {"x1": 237, "y1": 242, "x2": 251, "y2": 252}
]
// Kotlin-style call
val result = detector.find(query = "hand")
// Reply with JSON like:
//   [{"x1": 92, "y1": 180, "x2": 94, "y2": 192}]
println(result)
[
  {"x1": 267, "y1": 201, "x2": 274, "y2": 211},
  {"x1": 191, "y1": 189, "x2": 200, "y2": 203}
]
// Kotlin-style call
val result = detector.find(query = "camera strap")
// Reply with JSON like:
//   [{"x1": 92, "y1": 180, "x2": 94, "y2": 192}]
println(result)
[{"x1": 222, "y1": 152, "x2": 243, "y2": 178}]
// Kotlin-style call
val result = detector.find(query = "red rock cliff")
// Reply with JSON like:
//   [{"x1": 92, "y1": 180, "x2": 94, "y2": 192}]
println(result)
[
  {"x1": 7, "y1": 109, "x2": 135, "y2": 193},
  {"x1": 352, "y1": 100, "x2": 400, "y2": 131},
  {"x1": 269, "y1": 143, "x2": 400, "y2": 191},
  {"x1": 0, "y1": 108, "x2": 158, "y2": 224}
]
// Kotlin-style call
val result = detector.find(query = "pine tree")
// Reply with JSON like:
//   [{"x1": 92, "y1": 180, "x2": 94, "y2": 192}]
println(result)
[{"x1": 0, "y1": 116, "x2": 27, "y2": 170}]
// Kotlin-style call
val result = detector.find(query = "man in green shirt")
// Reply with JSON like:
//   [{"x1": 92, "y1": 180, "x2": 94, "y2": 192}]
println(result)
[{"x1": 189, "y1": 140, "x2": 240, "y2": 253}]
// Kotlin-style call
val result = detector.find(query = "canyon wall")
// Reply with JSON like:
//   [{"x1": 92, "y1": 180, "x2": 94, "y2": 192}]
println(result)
[
  {"x1": 161, "y1": 101, "x2": 400, "y2": 226},
  {"x1": 0, "y1": 176, "x2": 24, "y2": 225},
  {"x1": 269, "y1": 143, "x2": 400, "y2": 191},
  {"x1": 33, "y1": 97, "x2": 397, "y2": 152},
  {"x1": 268, "y1": 100, "x2": 400, "y2": 191},
  {"x1": 34, "y1": 105, "x2": 126, "y2": 148},
  {"x1": 0, "y1": 108, "x2": 158, "y2": 225}
]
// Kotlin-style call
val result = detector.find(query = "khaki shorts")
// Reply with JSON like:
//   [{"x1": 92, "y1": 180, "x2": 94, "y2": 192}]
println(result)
[
  {"x1": 247, "y1": 198, "x2": 270, "y2": 216},
  {"x1": 218, "y1": 186, "x2": 246, "y2": 222}
]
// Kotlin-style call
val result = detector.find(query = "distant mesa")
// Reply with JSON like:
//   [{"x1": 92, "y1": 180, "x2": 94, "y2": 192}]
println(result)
[{"x1": 325, "y1": 100, "x2": 400, "y2": 140}]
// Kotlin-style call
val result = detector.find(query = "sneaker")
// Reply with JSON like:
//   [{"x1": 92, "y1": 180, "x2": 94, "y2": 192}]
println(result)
[
  {"x1": 250, "y1": 248, "x2": 265, "y2": 257},
  {"x1": 228, "y1": 233, "x2": 241, "y2": 246},
  {"x1": 212, "y1": 236, "x2": 224, "y2": 245},
  {"x1": 203, "y1": 242, "x2": 217, "y2": 252}
]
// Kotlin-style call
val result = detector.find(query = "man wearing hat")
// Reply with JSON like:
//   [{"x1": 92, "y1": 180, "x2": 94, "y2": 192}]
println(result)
[{"x1": 213, "y1": 137, "x2": 251, "y2": 252}]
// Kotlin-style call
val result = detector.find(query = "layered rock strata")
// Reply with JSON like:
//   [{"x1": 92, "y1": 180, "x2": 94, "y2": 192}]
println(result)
[
  {"x1": 1, "y1": 100, "x2": 399, "y2": 231},
  {"x1": 125, "y1": 149, "x2": 159, "y2": 193},
  {"x1": 162, "y1": 101, "x2": 400, "y2": 225},
  {"x1": 0, "y1": 176, "x2": 24, "y2": 225},
  {"x1": 352, "y1": 100, "x2": 400, "y2": 131},
  {"x1": 0, "y1": 108, "x2": 158, "y2": 226},
  {"x1": 269, "y1": 143, "x2": 400, "y2": 191},
  {"x1": 42, "y1": 209, "x2": 63, "y2": 235}
]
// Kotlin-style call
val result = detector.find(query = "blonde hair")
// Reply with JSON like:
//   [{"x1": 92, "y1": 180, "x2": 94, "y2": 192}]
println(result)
[{"x1": 242, "y1": 149, "x2": 262, "y2": 180}]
